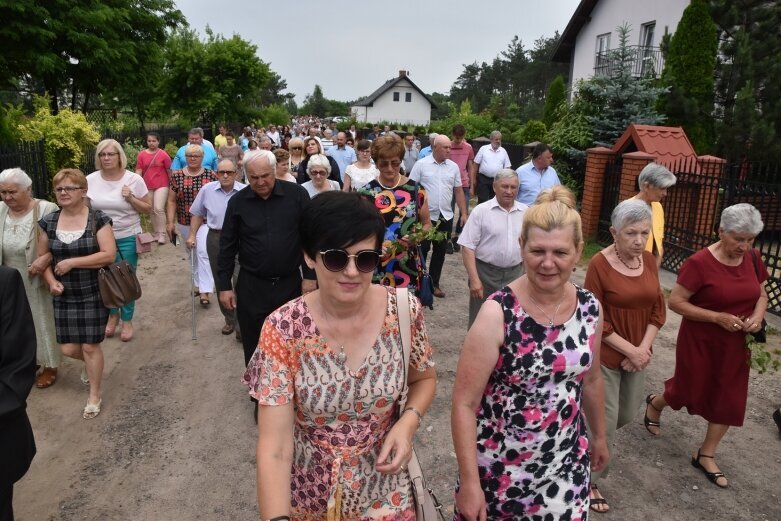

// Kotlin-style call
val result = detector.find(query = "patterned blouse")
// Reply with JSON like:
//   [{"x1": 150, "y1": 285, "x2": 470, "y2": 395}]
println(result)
[
  {"x1": 243, "y1": 288, "x2": 434, "y2": 520},
  {"x1": 169, "y1": 169, "x2": 217, "y2": 225}
]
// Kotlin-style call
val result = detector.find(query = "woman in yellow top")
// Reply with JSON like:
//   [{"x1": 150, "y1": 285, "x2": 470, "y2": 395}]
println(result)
[{"x1": 633, "y1": 163, "x2": 676, "y2": 269}]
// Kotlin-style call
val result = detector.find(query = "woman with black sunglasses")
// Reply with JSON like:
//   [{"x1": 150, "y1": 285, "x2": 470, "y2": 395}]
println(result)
[{"x1": 243, "y1": 191, "x2": 437, "y2": 520}]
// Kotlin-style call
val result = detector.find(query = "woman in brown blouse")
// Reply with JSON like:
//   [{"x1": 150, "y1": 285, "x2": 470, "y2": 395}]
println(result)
[{"x1": 583, "y1": 198, "x2": 666, "y2": 514}]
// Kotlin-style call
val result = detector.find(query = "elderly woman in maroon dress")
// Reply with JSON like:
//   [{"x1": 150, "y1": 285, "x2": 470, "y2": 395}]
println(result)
[{"x1": 644, "y1": 203, "x2": 768, "y2": 488}]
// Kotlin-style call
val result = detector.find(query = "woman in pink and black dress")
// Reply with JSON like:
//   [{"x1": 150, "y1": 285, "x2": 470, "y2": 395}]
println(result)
[
  {"x1": 645, "y1": 203, "x2": 768, "y2": 489},
  {"x1": 135, "y1": 132, "x2": 172, "y2": 244}
]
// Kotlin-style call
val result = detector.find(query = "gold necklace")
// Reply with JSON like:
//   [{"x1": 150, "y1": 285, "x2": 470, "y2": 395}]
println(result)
[{"x1": 614, "y1": 243, "x2": 642, "y2": 270}]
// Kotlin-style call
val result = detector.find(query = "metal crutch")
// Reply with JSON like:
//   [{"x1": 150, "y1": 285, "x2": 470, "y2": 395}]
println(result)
[{"x1": 190, "y1": 242, "x2": 197, "y2": 340}]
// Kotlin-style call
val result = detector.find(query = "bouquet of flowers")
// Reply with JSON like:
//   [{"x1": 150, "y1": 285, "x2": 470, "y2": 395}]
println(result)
[{"x1": 385, "y1": 222, "x2": 447, "y2": 258}]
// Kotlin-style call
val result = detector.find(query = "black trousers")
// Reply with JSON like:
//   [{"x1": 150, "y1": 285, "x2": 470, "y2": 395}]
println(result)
[
  {"x1": 477, "y1": 174, "x2": 495, "y2": 204},
  {"x1": 420, "y1": 217, "x2": 453, "y2": 288},
  {"x1": 236, "y1": 270, "x2": 301, "y2": 366},
  {"x1": 0, "y1": 408, "x2": 36, "y2": 521}
]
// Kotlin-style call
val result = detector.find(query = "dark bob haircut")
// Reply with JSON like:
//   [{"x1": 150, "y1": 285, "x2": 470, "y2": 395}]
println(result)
[{"x1": 299, "y1": 191, "x2": 386, "y2": 259}]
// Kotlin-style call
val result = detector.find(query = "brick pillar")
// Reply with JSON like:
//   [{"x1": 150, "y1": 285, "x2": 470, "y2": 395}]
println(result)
[
  {"x1": 581, "y1": 147, "x2": 616, "y2": 239},
  {"x1": 620, "y1": 152, "x2": 656, "y2": 201}
]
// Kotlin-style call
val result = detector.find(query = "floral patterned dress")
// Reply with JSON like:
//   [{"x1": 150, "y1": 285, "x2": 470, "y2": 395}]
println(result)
[
  {"x1": 359, "y1": 180, "x2": 427, "y2": 291},
  {"x1": 454, "y1": 285, "x2": 600, "y2": 520},
  {"x1": 169, "y1": 169, "x2": 217, "y2": 225},
  {"x1": 243, "y1": 288, "x2": 434, "y2": 521}
]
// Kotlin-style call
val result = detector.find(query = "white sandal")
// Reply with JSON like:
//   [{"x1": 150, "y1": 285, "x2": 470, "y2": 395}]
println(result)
[{"x1": 83, "y1": 399, "x2": 102, "y2": 420}]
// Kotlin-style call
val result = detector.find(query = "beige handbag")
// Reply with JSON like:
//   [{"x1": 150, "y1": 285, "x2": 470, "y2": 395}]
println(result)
[{"x1": 396, "y1": 288, "x2": 445, "y2": 520}]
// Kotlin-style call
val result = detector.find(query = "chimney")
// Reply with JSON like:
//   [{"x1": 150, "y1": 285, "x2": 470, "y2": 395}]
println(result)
[{"x1": 399, "y1": 70, "x2": 408, "y2": 77}]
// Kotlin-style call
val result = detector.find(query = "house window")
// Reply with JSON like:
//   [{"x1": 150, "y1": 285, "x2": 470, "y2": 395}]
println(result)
[
  {"x1": 595, "y1": 33, "x2": 610, "y2": 75},
  {"x1": 639, "y1": 22, "x2": 657, "y2": 77},
  {"x1": 405, "y1": 92, "x2": 412, "y2": 102},
  {"x1": 393, "y1": 92, "x2": 399, "y2": 102}
]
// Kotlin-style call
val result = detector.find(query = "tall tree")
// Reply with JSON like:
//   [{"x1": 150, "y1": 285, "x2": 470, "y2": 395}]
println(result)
[
  {"x1": 543, "y1": 75, "x2": 567, "y2": 129},
  {"x1": 578, "y1": 24, "x2": 667, "y2": 147},
  {"x1": 158, "y1": 27, "x2": 271, "y2": 123},
  {"x1": 300, "y1": 85, "x2": 329, "y2": 116},
  {"x1": 660, "y1": 0, "x2": 718, "y2": 153},
  {"x1": 0, "y1": 0, "x2": 184, "y2": 113},
  {"x1": 710, "y1": 0, "x2": 781, "y2": 162}
]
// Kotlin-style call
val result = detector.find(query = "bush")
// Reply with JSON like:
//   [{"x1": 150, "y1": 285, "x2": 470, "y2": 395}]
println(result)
[
  {"x1": 513, "y1": 120, "x2": 547, "y2": 144},
  {"x1": 16, "y1": 96, "x2": 101, "y2": 175},
  {"x1": 259, "y1": 104, "x2": 290, "y2": 127},
  {"x1": 164, "y1": 140, "x2": 179, "y2": 159},
  {"x1": 122, "y1": 138, "x2": 144, "y2": 170},
  {"x1": 430, "y1": 100, "x2": 495, "y2": 139}
]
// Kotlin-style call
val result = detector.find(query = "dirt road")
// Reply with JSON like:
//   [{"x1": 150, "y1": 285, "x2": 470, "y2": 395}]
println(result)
[{"x1": 15, "y1": 243, "x2": 781, "y2": 520}]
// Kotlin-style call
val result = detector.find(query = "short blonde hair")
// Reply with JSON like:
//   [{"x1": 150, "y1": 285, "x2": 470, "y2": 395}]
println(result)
[
  {"x1": 185, "y1": 144, "x2": 204, "y2": 157},
  {"x1": 52, "y1": 168, "x2": 87, "y2": 189},
  {"x1": 94, "y1": 139, "x2": 127, "y2": 170},
  {"x1": 520, "y1": 186, "x2": 582, "y2": 247}
]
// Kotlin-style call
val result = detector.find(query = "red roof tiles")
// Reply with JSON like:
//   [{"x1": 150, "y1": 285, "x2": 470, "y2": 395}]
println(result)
[{"x1": 611, "y1": 124, "x2": 697, "y2": 168}]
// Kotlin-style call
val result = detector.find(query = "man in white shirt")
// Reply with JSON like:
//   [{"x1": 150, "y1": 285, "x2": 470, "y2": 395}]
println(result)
[
  {"x1": 188, "y1": 158, "x2": 247, "y2": 338},
  {"x1": 516, "y1": 143, "x2": 560, "y2": 205},
  {"x1": 458, "y1": 169, "x2": 527, "y2": 326},
  {"x1": 470, "y1": 130, "x2": 512, "y2": 204},
  {"x1": 320, "y1": 129, "x2": 335, "y2": 151},
  {"x1": 266, "y1": 124, "x2": 281, "y2": 148},
  {"x1": 409, "y1": 135, "x2": 468, "y2": 298}
]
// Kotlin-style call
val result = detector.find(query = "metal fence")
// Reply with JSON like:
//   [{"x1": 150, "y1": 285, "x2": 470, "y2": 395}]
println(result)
[
  {"x1": 662, "y1": 157, "x2": 780, "y2": 315},
  {"x1": 594, "y1": 46, "x2": 665, "y2": 79},
  {"x1": 80, "y1": 125, "x2": 186, "y2": 174},
  {"x1": 0, "y1": 140, "x2": 49, "y2": 198}
]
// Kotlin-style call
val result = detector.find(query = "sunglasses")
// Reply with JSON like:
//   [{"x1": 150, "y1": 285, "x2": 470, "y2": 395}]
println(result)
[
  {"x1": 291, "y1": 146, "x2": 303, "y2": 150},
  {"x1": 319, "y1": 249, "x2": 380, "y2": 273}
]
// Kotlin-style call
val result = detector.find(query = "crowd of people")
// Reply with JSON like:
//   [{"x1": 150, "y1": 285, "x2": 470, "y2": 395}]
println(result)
[{"x1": 1, "y1": 117, "x2": 778, "y2": 521}]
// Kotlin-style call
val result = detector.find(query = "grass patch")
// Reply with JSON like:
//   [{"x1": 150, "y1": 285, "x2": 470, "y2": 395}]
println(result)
[{"x1": 580, "y1": 238, "x2": 603, "y2": 265}]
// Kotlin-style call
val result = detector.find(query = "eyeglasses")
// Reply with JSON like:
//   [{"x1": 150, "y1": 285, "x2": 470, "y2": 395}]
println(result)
[
  {"x1": 98, "y1": 152, "x2": 118, "y2": 158},
  {"x1": 319, "y1": 249, "x2": 380, "y2": 273},
  {"x1": 309, "y1": 170, "x2": 328, "y2": 177},
  {"x1": 185, "y1": 154, "x2": 203, "y2": 159},
  {"x1": 217, "y1": 170, "x2": 236, "y2": 176},
  {"x1": 55, "y1": 186, "x2": 84, "y2": 193},
  {"x1": 377, "y1": 159, "x2": 402, "y2": 168}
]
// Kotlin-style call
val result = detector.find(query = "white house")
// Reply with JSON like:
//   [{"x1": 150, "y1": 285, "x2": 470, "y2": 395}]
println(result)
[
  {"x1": 552, "y1": 0, "x2": 690, "y2": 96},
  {"x1": 351, "y1": 71, "x2": 436, "y2": 126}
]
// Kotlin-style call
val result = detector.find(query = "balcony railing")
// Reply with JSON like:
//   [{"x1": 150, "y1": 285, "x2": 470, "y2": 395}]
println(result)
[{"x1": 594, "y1": 46, "x2": 665, "y2": 79}]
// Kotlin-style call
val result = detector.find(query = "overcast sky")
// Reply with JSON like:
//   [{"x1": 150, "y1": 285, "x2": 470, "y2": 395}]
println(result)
[{"x1": 175, "y1": 0, "x2": 581, "y2": 105}]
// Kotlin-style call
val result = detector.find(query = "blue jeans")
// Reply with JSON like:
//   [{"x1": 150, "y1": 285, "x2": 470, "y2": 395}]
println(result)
[{"x1": 110, "y1": 235, "x2": 139, "y2": 321}]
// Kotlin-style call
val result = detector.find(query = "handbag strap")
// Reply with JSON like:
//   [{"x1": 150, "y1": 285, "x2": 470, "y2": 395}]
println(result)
[
  {"x1": 397, "y1": 287, "x2": 412, "y2": 412},
  {"x1": 141, "y1": 149, "x2": 161, "y2": 177},
  {"x1": 749, "y1": 248, "x2": 762, "y2": 282}
]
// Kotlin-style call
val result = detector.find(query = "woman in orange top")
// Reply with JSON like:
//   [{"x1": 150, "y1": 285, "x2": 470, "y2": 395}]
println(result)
[{"x1": 584, "y1": 199, "x2": 666, "y2": 514}]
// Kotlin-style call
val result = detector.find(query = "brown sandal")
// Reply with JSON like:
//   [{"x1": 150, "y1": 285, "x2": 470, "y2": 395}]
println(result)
[{"x1": 36, "y1": 367, "x2": 58, "y2": 388}]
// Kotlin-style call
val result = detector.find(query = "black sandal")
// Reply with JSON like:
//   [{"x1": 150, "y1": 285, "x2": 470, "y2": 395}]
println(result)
[
  {"x1": 691, "y1": 449, "x2": 728, "y2": 488},
  {"x1": 644, "y1": 394, "x2": 662, "y2": 435},
  {"x1": 589, "y1": 484, "x2": 610, "y2": 513}
]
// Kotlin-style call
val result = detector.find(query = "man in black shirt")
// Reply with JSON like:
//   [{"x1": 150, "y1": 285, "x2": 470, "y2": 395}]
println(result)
[
  {"x1": 0, "y1": 267, "x2": 37, "y2": 521},
  {"x1": 217, "y1": 150, "x2": 316, "y2": 369}
]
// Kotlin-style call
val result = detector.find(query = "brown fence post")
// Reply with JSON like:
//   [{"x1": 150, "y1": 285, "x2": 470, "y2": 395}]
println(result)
[
  {"x1": 581, "y1": 147, "x2": 616, "y2": 239},
  {"x1": 620, "y1": 152, "x2": 656, "y2": 201}
]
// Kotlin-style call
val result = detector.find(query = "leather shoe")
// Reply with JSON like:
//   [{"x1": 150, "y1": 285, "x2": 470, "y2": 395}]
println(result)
[
  {"x1": 433, "y1": 287, "x2": 445, "y2": 298},
  {"x1": 451, "y1": 241, "x2": 461, "y2": 252},
  {"x1": 235, "y1": 328, "x2": 242, "y2": 342},
  {"x1": 221, "y1": 322, "x2": 234, "y2": 335},
  {"x1": 445, "y1": 242, "x2": 454, "y2": 254},
  {"x1": 773, "y1": 408, "x2": 781, "y2": 436}
]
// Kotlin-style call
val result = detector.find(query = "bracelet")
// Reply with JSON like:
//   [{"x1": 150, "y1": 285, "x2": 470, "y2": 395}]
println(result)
[{"x1": 402, "y1": 406, "x2": 423, "y2": 427}]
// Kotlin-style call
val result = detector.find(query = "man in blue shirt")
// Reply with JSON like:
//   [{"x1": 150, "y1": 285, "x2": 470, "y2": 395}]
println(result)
[
  {"x1": 326, "y1": 132, "x2": 356, "y2": 181},
  {"x1": 418, "y1": 133, "x2": 437, "y2": 159},
  {"x1": 172, "y1": 127, "x2": 218, "y2": 170},
  {"x1": 515, "y1": 143, "x2": 560, "y2": 205}
]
